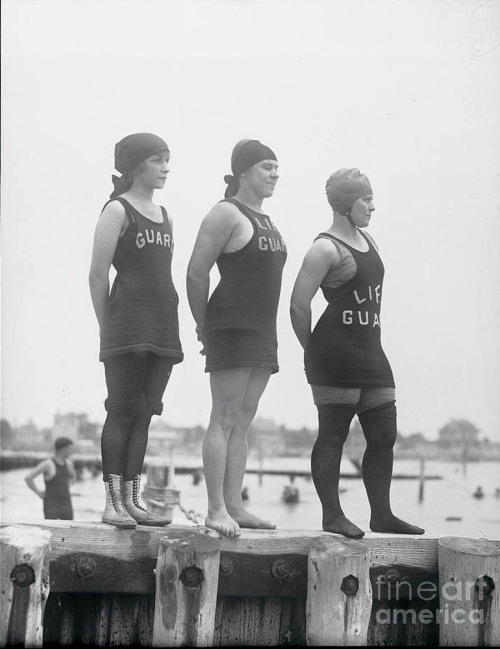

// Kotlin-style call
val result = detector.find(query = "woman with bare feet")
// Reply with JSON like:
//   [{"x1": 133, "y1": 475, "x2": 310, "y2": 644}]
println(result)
[
  {"x1": 187, "y1": 139, "x2": 287, "y2": 537},
  {"x1": 290, "y1": 168, "x2": 424, "y2": 539}
]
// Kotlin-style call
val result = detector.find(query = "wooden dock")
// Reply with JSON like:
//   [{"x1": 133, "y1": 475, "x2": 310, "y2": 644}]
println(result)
[
  {"x1": 0, "y1": 451, "x2": 442, "y2": 481},
  {"x1": 1, "y1": 522, "x2": 499, "y2": 646}
]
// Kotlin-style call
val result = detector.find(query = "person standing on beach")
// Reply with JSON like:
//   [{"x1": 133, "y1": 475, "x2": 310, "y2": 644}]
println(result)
[
  {"x1": 187, "y1": 139, "x2": 287, "y2": 537},
  {"x1": 290, "y1": 168, "x2": 424, "y2": 539},
  {"x1": 25, "y1": 436, "x2": 76, "y2": 520},
  {"x1": 89, "y1": 133, "x2": 183, "y2": 529}
]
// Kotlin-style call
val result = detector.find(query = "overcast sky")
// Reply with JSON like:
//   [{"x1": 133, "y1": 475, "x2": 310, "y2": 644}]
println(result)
[{"x1": 2, "y1": 0, "x2": 500, "y2": 441}]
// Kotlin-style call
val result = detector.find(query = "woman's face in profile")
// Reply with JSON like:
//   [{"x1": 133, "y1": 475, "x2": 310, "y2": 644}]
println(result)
[{"x1": 350, "y1": 195, "x2": 375, "y2": 228}]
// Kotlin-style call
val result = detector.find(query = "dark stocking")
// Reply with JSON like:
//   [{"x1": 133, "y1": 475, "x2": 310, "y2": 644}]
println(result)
[
  {"x1": 122, "y1": 355, "x2": 173, "y2": 481},
  {"x1": 311, "y1": 404, "x2": 364, "y2": 538},
  {"x1": 101, "y1": 411, "x2": 135, "y2": 479},
  {"x1": 359, "y1": 401, "x2": 424, "y2": 534},
  {"x1": 123, "y1": 411, "x2": 153, "y2": 480}
]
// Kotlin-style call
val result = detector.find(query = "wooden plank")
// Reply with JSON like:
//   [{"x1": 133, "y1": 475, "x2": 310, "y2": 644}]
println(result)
[
  {"x1": 0, "y1": 525, "x2": 51, "y2": 648},
  {"x1": 438, "y1": 537, "x2": 500, "y2": 647},
  {"x1": 213, "y1": 595, "x2": 307, "y2": 646},
  {"x1": 3, "y1": 522, "x2": 499, "y2": 598},
  {"x1": 306, "y1": 537, "x2": 372, "y2": 646},
  {"x1": 152, "y1": 532, "x2": 220, "y2": 647},
  {"x1": 43, "y1": 593, "x2": 155, "y2": 646}
]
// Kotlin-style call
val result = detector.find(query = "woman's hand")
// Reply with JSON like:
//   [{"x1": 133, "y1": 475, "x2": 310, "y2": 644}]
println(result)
[{"x1": 196, "y1": 326, "x2": 206, "y2": 355}]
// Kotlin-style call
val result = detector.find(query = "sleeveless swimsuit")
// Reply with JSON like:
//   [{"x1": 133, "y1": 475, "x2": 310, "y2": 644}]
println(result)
[
  {"x1": 44, "y1": 458, "x2": 73, "y2": 520},
  {"x1": 204, "y1": 198, "x2": 287, "y2": 373},
  {"x1": 99, "y1": 197, "x2": 183, "y2": 364},
  {"x1": 305, "y1": 231, "x2": 395, "y2": 388}
]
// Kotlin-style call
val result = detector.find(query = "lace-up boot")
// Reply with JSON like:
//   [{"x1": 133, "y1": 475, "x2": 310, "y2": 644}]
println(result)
[
  {"x1": 123, "y1": 475, "x2": 171, "y2": 526},
  {"x1": 102, "y1": 474, "x2": 137, "y2": 529}
]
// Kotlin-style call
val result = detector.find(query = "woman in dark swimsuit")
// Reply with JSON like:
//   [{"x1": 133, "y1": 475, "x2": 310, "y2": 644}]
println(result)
[
  {"x1": 187, "y1": 139, "x2": 287, "y2": 537},
  {"x1": 89, "y1": 133, "x2": 183, "y2": 529},
  {"x1": 291, "y1": 168, "x2": 424, "y2": 539}
]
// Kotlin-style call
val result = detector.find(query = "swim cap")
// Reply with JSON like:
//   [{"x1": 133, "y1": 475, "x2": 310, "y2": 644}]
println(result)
[
  {"x1": 224, "y1": 139, "x2": 277, "y2": 198},
  {"x1": 114, "y1": 133, "x2": 169, "y2": 175},
  {"x1": 110, "y1": 132, "x2": 169, "y2": 198},
  {"x1": 325, "y1": 168, "x2": 372, "y2": 216}
]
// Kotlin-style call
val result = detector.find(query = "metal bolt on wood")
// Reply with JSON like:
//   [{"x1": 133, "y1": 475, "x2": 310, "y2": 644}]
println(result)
[
  {"x1": 384, "y1": 568, "x2": 402, "y2": 584},
  {"x1": 219, "y1": 557, "x2": 234, "y2": 577},
  {"x1": 179, "y1": 565, "x2": 204, "y2": 589},
  {"x1": 272, "y1": 559, "x2": 291, "y2": 581},
  {"x1": 340, "y1": 575, "x2": 359, "y2": 597},
  {"x1": 75, "y1": 557, "x2": 97, "y2": 580},
  {"x1": 10, "y1": 564, "x2": 36, "y2": 588}
]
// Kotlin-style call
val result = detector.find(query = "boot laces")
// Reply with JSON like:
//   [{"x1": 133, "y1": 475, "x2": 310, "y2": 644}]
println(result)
[
  {"x1": 109, "y1": 476, "x2": 127, "y2": 513},
  {"x1": 133, "y1": 476, "x2": 148, "y2": 512}
]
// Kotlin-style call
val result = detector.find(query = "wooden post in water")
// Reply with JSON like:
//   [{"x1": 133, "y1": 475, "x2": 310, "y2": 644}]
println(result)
[
  {"x1": 418, "y1": 458, "x2": 425, "y2": 503},
  {"x1": 142, "y1": 460, "x2": 179, "y2": 520},
  {"x1": 306, "y1": 536, "x2": 372, "y2": 646},
  {"x1": 0, "y1": 526, "x2": 51, "y2": 648},
  {"x1": 152, "y1": 532, "x2": 221, "y2": 647},
  {"x1": 438, "y1": 536, "x2": 500, "y2": 647}
]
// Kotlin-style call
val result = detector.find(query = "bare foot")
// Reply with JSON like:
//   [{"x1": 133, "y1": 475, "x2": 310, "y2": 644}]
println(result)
[
  {"x1": 205, "y1": 511, "x2": 241, "y2": 538},
  {"x1": 227, "y1": 507, "x2": 276, "y2": 530},
  {"x1": 370, "y1": 514, "x2": 425, "y2": 535},
  {"x1": 323, "y1": 514, "x2": 365, "y2": 539}
]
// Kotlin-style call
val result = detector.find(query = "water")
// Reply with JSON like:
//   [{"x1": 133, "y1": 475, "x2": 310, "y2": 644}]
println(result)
[{"x1": 1, "y1": 458, "x2": 499, "y2": 538}]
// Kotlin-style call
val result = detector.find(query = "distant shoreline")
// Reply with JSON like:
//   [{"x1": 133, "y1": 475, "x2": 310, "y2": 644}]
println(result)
[{"x1": 1, "y1": 448, "x2": 500, "y2": 473}]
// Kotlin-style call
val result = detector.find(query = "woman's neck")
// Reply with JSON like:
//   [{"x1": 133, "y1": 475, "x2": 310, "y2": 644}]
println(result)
[
  {"x1": 232, "y1": 188, "x2": 265, "y2": 213},
  {"x1": 127, "y1": 181, "x2": 155, "y2": 204},
  {"x1": 329, "y1": 214, "x2": 363, "y2": 243}
]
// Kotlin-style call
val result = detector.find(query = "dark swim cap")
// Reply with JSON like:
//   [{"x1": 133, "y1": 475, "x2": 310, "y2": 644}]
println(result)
[
  {"x1": 114, "y1": 133, "x2": 169, "y2": 175},
  {"x1": 224, "y1": 139, "x2": 277, "y2": 198},
  {"x1": 325, "y1": 168, "x2": 372, "y2": 216},
  {"x1": 111, "y1": 133, "x2": 169, "y2": 198}
]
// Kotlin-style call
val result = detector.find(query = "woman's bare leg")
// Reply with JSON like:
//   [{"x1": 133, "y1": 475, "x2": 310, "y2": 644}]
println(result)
[
  {"x1": 203, "y1": 368, "x2": 253, "y2": 537},
  {"x1": 223, "y1": 367, "x2": 275, "y2": 529}
]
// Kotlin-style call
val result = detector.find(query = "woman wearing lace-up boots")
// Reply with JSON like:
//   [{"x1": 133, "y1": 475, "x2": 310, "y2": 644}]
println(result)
[{"x1": 89, "y1": 133, "x2": 184, "y2": 528}]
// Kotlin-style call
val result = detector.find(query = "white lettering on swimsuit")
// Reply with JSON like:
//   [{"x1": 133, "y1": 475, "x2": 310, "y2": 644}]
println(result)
[
  {"x1": 354, "y1": 284, "x2": 381, "y2": 305},
  {"x1": 342, "y1": 310, "x2": 381, "y2": 327},
  {"x1": 258, "y1": 236, "x2": 287, "y2": 253},
  {"x1": 136, "y1": 230, "x2": 172, "y2": 250}
]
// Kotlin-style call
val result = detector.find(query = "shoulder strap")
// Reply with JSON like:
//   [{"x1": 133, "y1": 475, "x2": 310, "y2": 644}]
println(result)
[
  {"x1": 219, "y1": 197, "x2": 255, "y2": 221},
  {"x1": 360, "y1": 229, "x2": 376, "y2": 250},
  {"x1": 160, "y1": 206, "x2": 172, "y2": 233},
  {"x1": 100, "y1": 197, "x2": 136, "y2": 225},
  {"x1": 314, "y1": 232, "x2": 345, "y2": 246}
]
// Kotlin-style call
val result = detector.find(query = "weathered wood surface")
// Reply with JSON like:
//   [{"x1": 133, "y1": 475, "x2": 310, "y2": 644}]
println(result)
[
  {"x1": 43, "y1": 593, "x2": 155, "y2": 646},
  {"x1": 438, "y1": 537, "x2": 500, "y2": 647},
  {"x1": 152, "y1": 533, "x2": 220, "y2": 647},
  {"x1": 214, "y1": 595, "x2": 307, "y2": 646},
  {"x1": 2, "y1": 521, "x2": 499, "y2": 599},
  {"x1": 0, "y1": 526, "x2": 52, "y2": 648},
  {"x1": 306, "y1": 537, "x2": 372, "y2": 646}
]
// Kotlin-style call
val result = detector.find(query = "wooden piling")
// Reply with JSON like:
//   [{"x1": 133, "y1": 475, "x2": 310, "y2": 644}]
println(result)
[
  {"x1": 438, "y1": 536, "x2": 500, "y2": 647},
  {"x1": 152, "y1": 532, "x2": 221, "y2": 647},
  {"x1": 142, "y1": 462, "x2": 179, "y2": 520},
  {"x1": 0, "y1": 525, "x2": 52, "y2": 648},
  {"x1": 306, "y1": 536, "x2": 372, "y2": 646},
  {"x1": 418, "y1": 458, "x2": 425, "y2": 503}
]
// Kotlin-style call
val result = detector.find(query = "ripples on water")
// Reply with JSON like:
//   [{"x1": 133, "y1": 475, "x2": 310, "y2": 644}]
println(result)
[{"x1": 1, "y1": 459, "x2": 499, "y2": 538}]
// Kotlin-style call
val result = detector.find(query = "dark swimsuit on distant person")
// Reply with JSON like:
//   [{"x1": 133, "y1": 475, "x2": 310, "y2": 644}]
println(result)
[
  {"x1": 204, "y1": 198, "x2": 287, "y2": 373},
  {"x1": 305, "y1": 231, "x2": 394, "y2": 388},
  {"x1": 44, "y1": 459, "x2": 73, "y2": 520}
]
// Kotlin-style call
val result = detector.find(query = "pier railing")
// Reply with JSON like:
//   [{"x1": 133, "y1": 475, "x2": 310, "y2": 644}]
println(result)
[{"x1": 1, "y1": 523, "x2": 499, "y2": 646}]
